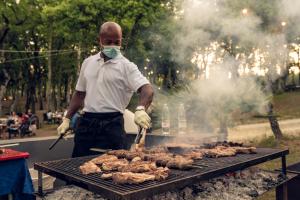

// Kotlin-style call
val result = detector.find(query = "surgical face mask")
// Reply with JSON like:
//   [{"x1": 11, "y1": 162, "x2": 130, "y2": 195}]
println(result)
[{"x1": 102, "y1": 45, "x2": 121, "y2": 59}]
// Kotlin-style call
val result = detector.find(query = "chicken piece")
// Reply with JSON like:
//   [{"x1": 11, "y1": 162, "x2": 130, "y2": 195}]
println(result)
[
  {"x1": 143, "y1": 153, "x2": 175, "y2": 166},
  {"x1": 202, "y1": 146, "x2": 237, "y2": 158},
  {"x1": 142, "y1": 147, "x2": 168, "y2": 154},
  {"x1": 101, "y1": 173, "x2": 113, "y2": 180},
  {"x1": 91, "y1": 154, "x2": 118, "y2": 165},
  {"x1": 79, "y1": 161, "x2": 101, "y2": 175},
  {"x1": 233, "y1": 146, "x2": 256, "y2": 154},
  {"x1": 118, "y1": 161, "x2": 157, "y2": 173},
  {"x1": 146, "y1": 167, "x2": 170, "y2": 181},
  {"x1": 131, "y1": 157, "x2": 142, "y2": 162},
  {"x1": 106, "y1": 150, "x2": 129, "y2": 158},
  {"x1": 102, "y1": 159, "x2": 129, "y2": 171},
  {"x1": 124, "y1": 151, "x2": 145, "y2": 160},
  {"x1": 183, "y1": 151, "x2": 203, "y2": 160},
  {"x1": 112, "y1": 172, "x2": 155, "y2": 184},
  {"x1": 166, "y1": 155, "x2": 194, "y2": 169}
]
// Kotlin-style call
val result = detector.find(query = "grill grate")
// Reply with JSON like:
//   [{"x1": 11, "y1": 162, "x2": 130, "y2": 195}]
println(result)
[{"x1": 34, "y1": 148, "x2": 288, "y2": 200}]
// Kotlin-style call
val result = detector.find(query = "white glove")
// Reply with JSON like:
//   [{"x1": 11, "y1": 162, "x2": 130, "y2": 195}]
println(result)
[
  {"x1": 134, "y1": 110, "x2": 151, "y2": 129},
  {"x1": 57, "y1": 117, "x2": 70, "y2": 136}
]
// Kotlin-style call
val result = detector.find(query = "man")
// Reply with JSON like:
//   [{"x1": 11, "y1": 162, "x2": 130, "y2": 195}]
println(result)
[{"x1": 57, "y1": 22, "x2": 153, "y2": 157}]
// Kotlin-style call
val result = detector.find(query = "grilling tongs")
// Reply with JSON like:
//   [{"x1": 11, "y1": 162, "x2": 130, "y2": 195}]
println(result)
[
  {"x1": 49, "y1": 130, "x2": 72, "y2": 150},
  {"x1": 130, "y1": 126, "x2": 146, "y2": 151}
]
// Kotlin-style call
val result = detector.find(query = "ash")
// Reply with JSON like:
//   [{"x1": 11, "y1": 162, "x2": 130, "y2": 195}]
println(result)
[
  {"x1": 42, "y1": 168, "x2": 285, "y2": 200},
  {"x1": 40, "y1": 186, "x2": 105, "y2": 200}
]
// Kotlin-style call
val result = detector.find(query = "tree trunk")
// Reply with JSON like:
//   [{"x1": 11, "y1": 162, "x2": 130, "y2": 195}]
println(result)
[
  {"x1": 10, "y1": 92, "x2": 19, "y2": 113},
  {"x1": 218, "y1": 117, "x2": 228, "y2": 141},
  {"x1": 267, "y1": 103, "x2": 283, "y2": 140},
  {"x1": 38, "y1": 81, "x2": 43, "y2": 110},
  {"x1": 46, "y1": 31, "x2": 53, "y2": 111},
  {"x1": 0, "y1": 69, "x2": 10, "y2": 116}
]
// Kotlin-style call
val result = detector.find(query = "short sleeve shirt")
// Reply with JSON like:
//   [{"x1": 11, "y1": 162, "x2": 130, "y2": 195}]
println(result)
[{"x1": 75, "y1": 53, "x2": 149, "y2": 113}]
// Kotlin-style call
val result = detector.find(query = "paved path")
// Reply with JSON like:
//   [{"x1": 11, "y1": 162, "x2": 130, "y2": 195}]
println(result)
[{"x1": 228, "y1": 118, "x2": 300, "y2": 141}]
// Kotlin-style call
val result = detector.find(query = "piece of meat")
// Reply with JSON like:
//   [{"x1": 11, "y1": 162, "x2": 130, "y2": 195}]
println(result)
[
  {"x1": 131, "y1": 157, "x2": 142, "y2": 162},
  {"x1": 79, "y1": 161, "x2": 101, "y2": 175},
  {"x1": 107, "y1": 150, "x2": 129, "y2": 158},
  {"x1": 91, "y1": 154, "x2": 118, "y2": 165},
  {"x1": 182, "y1": 151, "x2": 203, "y2": 160},
  {"x1": 102, "y1": 159, "x2": 129, "y2": 171},
  {"x1": 201, "y1": 146, "x2": 237, "y2": 158},
  {"x1": 166, "y1": 155, "x2": 194, "y2": 169},
  {"x1": 124, "y1": 151, "x2": 145, "y2": 160},
  {"x1": 154, "y1": 154, "x2": 175, "y2": 166},
  {"x1": 118, "y1": 161, "x2": 157, "y2": 173},
  {"x1": 233, "y1": 146, "x2": 256, "y2": 154},
  {"x1": 112, "y1": 172, "x2": 155, "y2": 184},
  {"x1": 146, "y1": 167, "x2": 170, "y2": 181},
  {"x1": 143, "y1": 153, "x2": 174, "y2": 164},
  {"x1": 101, "y1": 173, "x2": 113, "y2": 180},
  {"x1": 142, "y1": 147, "x2": 168, "y2": 154}
]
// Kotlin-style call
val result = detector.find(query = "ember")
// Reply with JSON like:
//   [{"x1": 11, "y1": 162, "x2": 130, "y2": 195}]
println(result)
[{"x1": 41, "y1": 169, "x2": 285, "y2": 200}]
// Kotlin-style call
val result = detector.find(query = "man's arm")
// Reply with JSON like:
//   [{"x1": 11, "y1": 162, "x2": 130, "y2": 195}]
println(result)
[
  {"x1": 65, "y1": 90, "x2": 86, "y2": 119},
  {"x1": 137, "y1": 84, "x2": 154, "y2": 110}
]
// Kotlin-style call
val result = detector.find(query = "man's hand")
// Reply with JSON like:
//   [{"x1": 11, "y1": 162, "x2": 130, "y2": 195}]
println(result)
[
  {"x1": 57, "y1": 118, "x2": 71, "y2": 136},
  {"x1": 134, "y1": 110, "x2": 151, "y2": 129}
]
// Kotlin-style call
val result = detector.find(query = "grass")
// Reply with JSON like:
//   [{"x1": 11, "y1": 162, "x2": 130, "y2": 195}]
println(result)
[
  {"x1": 273, "y1": 91, "x2": 300, "y2": 120},
  {"x1": 249, "y1": 135, "x2": 300, "y2": 200},
  {"x1": 235, "y1": 90, "x2": 300, "y2": 125}
]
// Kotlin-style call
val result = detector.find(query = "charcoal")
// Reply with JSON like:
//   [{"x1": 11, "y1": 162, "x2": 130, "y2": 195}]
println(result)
[{"x1": 248, "y1": 189, "x2": 259, "y2": 197}]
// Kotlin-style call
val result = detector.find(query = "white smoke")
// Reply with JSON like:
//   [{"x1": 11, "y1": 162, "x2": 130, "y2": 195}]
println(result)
[{"x1": 153, "y1": 0, "x2": 299, "y2": 136}]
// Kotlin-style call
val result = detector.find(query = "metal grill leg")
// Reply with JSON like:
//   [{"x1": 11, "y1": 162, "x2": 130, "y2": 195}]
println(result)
[
  {"x1": 38, "y1": 171, "x2": 44, "y2": 196},
  {"x1": 282, "y1": 156, "x2": 287, "y2": 175},
  {"x1": 276, "y1": 156, "x2": 288, "y2": 200}
]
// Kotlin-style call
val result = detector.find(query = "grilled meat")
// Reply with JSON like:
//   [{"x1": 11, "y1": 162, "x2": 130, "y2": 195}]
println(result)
[
  {"x1": 143, "y1": 153, "x2": 174, "y2": 166},
  {"x1": 118, "y1": 161, "x2": 157, "y2": 173},
  {"x1": 233, "y1": 146, "x2": 256, "y2": 154},
  {"x1": 79, "y1": 161, "x2": 101, "y2": 175},
  {"x1": 146, "y1": 167, "x2": 170, "y2": 181},
  {"x1": 112, "y1": 172, "x2": 156, "y2": 184},
  {"x1": 101, "y1": 173, "x2": 113, "y2": 180},
  {"x1": 107, "y1": 149, "x2": 145, "y2": 160},
  {"x1": 166, "y1": 155, "x2": 194, "y2": 169},
  {"x1": 182, "y1": 151, "x2": 203, "y2": 160},
  {"x1": 102, "y1": 159, "x2": 129, "y2": 171},
  {"x1": 107, "y1": 150, "x2": 128, "y2": 158},
  {"x1": 91, "y1": 154, "x2": 118, "y2": 165},
  {"x1": 142, "y1": 147, "x2": 168, "y2": 154},
  {"x1": 203, "y1": 141, "x2": 243, "y2": 149},
  {"x1": 131, "y1": 157, "x2": 142, "y2": 162},
  {"x1": 202, "y1": 146, "x2": 237, "y2": 158}
]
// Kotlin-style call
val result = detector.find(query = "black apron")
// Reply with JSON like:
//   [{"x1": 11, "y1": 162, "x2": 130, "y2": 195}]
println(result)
[{"x1": 72, "y1": 112, "x2": 126, "y2": 157}]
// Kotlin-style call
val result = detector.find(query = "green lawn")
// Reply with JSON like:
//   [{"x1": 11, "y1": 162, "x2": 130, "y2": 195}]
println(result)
[
  {"x1": 236, "y1": 90, "x2": 300, "y2": 125},
  {"x1": 273, "y1": 91, "x2": 300, "y2": 120}
]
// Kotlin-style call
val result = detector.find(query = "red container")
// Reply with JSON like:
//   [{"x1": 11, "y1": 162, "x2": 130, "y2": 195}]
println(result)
[{"x1": 0, "y1": 149, "x2": 30, "y2": 161}]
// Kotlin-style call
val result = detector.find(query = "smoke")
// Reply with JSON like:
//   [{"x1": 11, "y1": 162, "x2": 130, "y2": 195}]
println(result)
[{"x1": 152, "y1": 0, "x2": 299, "y2": 137}]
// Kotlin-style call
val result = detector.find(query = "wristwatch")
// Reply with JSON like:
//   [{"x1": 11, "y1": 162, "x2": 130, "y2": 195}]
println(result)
[{"x1": 136, "y1": 106, "x2": 145, "y2": 111}]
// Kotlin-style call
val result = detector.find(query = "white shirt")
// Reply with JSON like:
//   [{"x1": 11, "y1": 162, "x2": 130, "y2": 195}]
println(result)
[{"x1": 75, "y1": 52, "x2": 149, "y2": 113}]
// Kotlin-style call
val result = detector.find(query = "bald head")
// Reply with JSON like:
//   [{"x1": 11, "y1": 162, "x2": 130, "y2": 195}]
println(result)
[{"x1": 99, "y1": 22, "x2": 122, "y2": 47}]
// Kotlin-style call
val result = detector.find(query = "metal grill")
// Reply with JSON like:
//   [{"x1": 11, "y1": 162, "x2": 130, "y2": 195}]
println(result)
[{"x1": 34, "y1": 148, "x2": 288, "y2": 200}]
